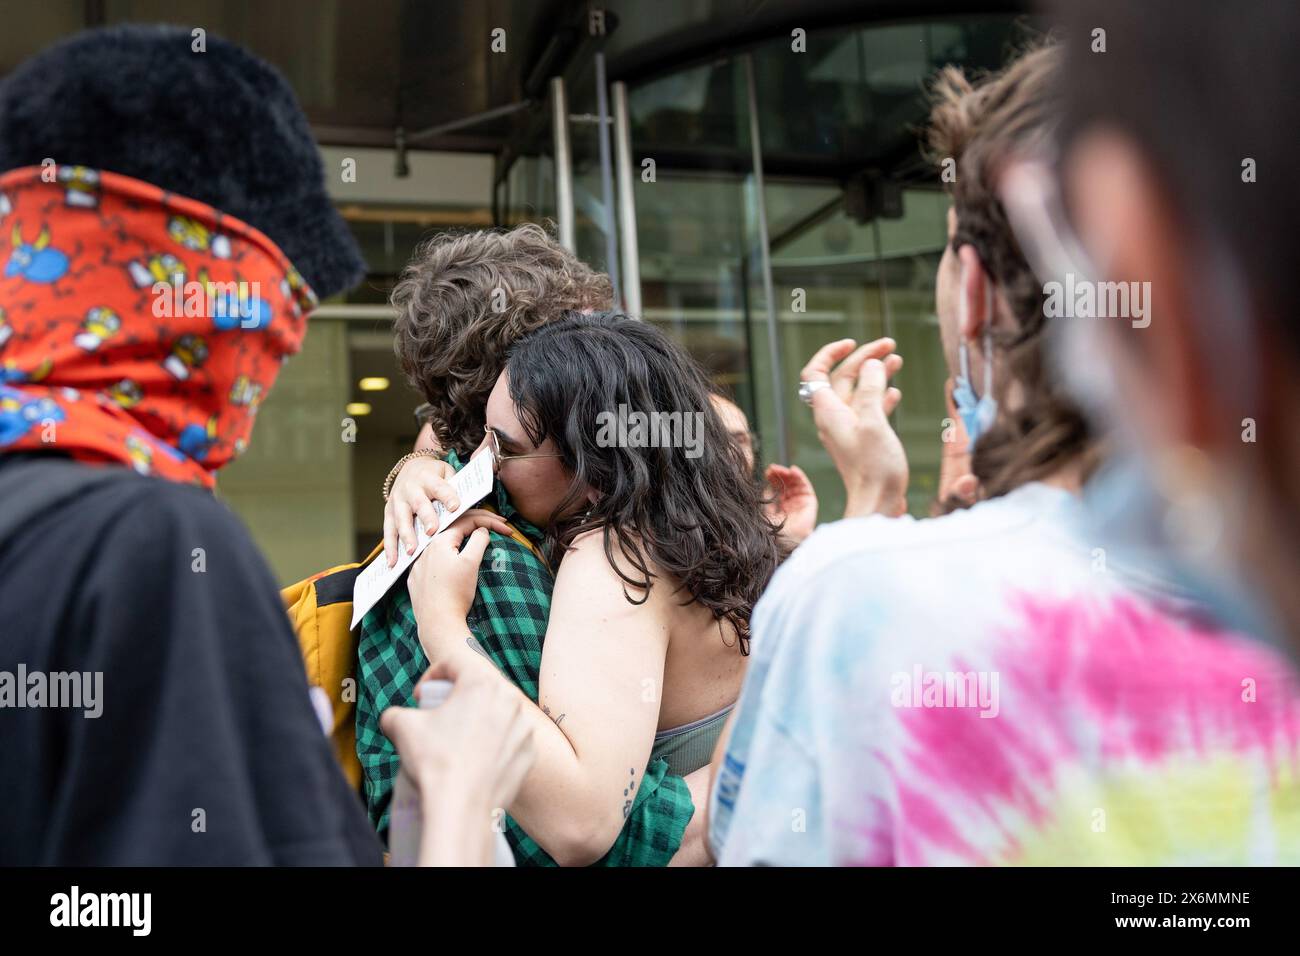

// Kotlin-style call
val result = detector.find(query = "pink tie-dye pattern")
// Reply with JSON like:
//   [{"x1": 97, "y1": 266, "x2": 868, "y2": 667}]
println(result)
[{"x1": 860, "y1": 594, "x2": 1300, "y2": 865}]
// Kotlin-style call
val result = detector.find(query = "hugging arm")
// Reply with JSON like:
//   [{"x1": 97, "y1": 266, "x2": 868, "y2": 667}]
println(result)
[{"x1": 411, "y1": 528, "x2": 676, "y2": 866}]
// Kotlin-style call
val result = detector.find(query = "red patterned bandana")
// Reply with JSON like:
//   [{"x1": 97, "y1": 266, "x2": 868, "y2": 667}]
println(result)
[{"x1": 0, "y1": 165, "x2": 317, "y2": 487}]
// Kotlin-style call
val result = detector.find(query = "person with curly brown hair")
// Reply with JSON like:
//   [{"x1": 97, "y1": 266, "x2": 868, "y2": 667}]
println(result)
[
  {"x1": 359, "y1": 228, "x2": 724, "y2": 865},
  {"x1": 396, "y1": 312, "x2": 785, "y2": 866},
  {"x1": 390, "y1": 222, "x2": 612, "y2": 461}
]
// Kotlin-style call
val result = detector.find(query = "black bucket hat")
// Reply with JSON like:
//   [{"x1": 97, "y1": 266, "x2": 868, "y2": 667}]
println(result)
[{"x1": 0, "y1": 23, "x2": 365, "y2": 299}]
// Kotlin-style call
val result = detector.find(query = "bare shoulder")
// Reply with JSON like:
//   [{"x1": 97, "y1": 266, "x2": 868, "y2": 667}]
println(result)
[{"x1": 558, "y1": 527, "x2": 670, "y2": 611}]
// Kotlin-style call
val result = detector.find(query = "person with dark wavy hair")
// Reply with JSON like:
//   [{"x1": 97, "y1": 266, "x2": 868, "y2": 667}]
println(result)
[{"x1": 387, "y1": 311, "x2": 784, "y2": 866}]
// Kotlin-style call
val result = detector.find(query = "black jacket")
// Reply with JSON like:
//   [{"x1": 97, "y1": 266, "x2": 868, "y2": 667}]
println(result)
[{"x1": 0, "y1": 455, "x2": 381, "y2": 865}]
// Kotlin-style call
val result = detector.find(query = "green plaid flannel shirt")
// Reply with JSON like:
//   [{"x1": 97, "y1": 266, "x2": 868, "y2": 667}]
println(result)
[{"x1": 355, "y1": 452, "x2": 694, "y2": 866}]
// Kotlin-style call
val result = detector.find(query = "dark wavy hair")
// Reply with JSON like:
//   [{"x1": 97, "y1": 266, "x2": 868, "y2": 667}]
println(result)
[{"x1": 504, "y1": 312, "x2": 786, "y2": 652}]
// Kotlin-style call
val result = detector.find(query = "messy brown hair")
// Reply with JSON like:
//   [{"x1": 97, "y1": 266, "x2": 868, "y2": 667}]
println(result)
[
  {"x1": 927, "y1": 43, "x2": 1100, "y2": 502},
  {"x1": 391, "y1": 222, "x2": 613, "y2": 456}
]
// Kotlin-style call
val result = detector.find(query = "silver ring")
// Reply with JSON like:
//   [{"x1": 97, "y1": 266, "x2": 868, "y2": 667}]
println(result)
[{"x1": 798, "y1": 380, "x2": 830, "y2": 405}]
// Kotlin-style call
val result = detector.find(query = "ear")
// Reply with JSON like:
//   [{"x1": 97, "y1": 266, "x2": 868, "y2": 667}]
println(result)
[
  {"x1": 956, "y1": 244, "x2": 991, "y2": 341},
  {"x1": 951, "y1": 473, "x2": 979, "y2": 506}
]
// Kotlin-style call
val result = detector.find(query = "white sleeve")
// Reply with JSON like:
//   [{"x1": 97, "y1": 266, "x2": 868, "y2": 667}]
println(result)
[
  {"x1": 708, "y1": 539, "x2": 838, "y2": 865},
  {"x1": 708, "y1": 521, "x2": 902, "y2": 866},
  {"x1": 715, "y1": 709, "x2": 828, "y2": 866}
]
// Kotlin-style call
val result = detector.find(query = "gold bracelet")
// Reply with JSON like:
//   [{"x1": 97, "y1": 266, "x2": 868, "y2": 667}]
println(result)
[{"x1": 382, "y1": 449, "x2": 440, "y2": 500}]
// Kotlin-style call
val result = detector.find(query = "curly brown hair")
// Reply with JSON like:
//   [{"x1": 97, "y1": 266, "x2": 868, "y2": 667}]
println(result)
[
  {"x1": 927, "y1": 42, "x2": 1100, "y2": 503},
  {"x1": 391, "y1": 222, "x2": 613, "y2": 456}
]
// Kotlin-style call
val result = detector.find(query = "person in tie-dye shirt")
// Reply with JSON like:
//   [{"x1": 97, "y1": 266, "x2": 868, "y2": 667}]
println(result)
[{"x1": 704, "y1": 41, "x2": 1300, "y2": 866}]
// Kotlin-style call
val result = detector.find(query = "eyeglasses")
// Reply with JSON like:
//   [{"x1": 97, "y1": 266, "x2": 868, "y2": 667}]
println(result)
[{"x1": 483, "y1": 424, "x2": 563, "y2": 473}]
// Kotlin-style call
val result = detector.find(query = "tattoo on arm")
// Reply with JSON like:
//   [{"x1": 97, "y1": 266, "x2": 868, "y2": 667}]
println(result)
[
  {"x1": 541, "y1": 704, "x2": 566, "y2": 727},
  {"x1": 465, "y1": 635, "x2": 491, "y2": 660},
  {"x1": 623, "y1": 767, "x2": 637, "y2": 819}
]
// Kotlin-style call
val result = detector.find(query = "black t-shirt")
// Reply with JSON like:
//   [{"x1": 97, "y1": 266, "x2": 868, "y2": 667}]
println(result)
[{"x1": 0, "y1": 457, "x2": 382, "y2": 865}]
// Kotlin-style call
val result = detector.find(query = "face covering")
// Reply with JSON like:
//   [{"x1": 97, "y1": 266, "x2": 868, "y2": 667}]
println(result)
[
  {"x1": 0, "y1": 165, "x2": 316, "y2": 487},
  {"x1": 951, "y1": 275, "x2": 997, "y2": 449}
]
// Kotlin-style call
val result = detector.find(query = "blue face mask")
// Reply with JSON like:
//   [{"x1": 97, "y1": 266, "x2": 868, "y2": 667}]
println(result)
[{"x1": 952, "y1": 280, "x2": 997, "y2": 449}]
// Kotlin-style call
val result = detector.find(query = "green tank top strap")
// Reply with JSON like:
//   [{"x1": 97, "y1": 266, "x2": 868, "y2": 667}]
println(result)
[{"x1": 649, "y1": 705, "x2": 733, "y2": 778}]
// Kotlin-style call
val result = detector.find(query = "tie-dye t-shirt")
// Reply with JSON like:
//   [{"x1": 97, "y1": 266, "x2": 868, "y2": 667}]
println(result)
[{"x1": 709, "y1": 482, "x2": 1300, "y2": 865}]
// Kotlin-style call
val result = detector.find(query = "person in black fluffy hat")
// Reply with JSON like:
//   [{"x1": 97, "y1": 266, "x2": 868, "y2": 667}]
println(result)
[{"x1": 0, "y1": 25, "x2": 382, "y2": 864}]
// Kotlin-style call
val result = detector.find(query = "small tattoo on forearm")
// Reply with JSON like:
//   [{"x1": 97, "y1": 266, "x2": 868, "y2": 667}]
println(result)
[
  {"x1": 466, "y1": 635, "x2": 490, "y2": 660},
  {"x1": 542, "y1": 705, "x2": 566, "y2": 727}
]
